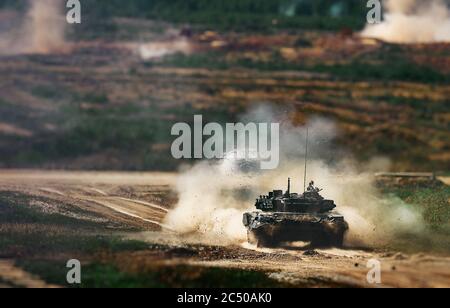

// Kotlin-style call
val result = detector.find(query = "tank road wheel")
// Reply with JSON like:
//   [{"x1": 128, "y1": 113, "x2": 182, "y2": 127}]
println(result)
[
  {"x1": 310, "y1": 232, "x2": 330, "y2": 248},
  {"x1": 330, "y1": 222, "x2": 348, "y2": 248},
  {"x1": 311, "y1": 230, "x2": 346, "y2": 248},
  {"x1": 248, "y1": 230, "x2": 276, "y2": 248},
  {"x1": 329, "y1": 231, "x2": 345, "y2": 248}
]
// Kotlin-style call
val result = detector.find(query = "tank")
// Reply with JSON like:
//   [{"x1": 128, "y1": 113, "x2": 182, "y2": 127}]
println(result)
[{"x1": 243, "y1": 178, "x2": 348, "y2": 248}]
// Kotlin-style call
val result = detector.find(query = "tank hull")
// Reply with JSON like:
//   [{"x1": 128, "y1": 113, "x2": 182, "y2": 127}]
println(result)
[{"x1": 243, "y1": 212, "x2": 348, "y2": 248}]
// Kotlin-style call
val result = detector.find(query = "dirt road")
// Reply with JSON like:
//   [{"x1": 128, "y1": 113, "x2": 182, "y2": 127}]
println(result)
[
  {"x1": 0, "y1": 260, "x2": 59, "y2": 288},
  {"x1": 439, "y1": 177, "x2": 450, "y2": 186},
  {"x1": 0, "y1": 170, "x2": 176, "y2": 230},
  {"x1": 0, "y1": 170, "x2": 449, "y2": 288}
]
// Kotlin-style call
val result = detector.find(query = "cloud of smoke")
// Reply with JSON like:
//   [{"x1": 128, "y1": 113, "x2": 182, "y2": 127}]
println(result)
[
  {"x1": 362, "y1": 0, "x2": 450, "y2": 43},
  {"x1": 138, "y1": 39, "x2": 192, "y2": 61},
  {"x1": 0, "y1": 0, "x2": 67, "y2": 55},
  {"x1": 163, "y1": 160, "x2": 252, "y2": 244},
  {"x1": 26, "y1": 0, "x2": 66, "y2": 53},
  {"x1": 164, "y1": 105, "x2": 425, "y2": 247}
]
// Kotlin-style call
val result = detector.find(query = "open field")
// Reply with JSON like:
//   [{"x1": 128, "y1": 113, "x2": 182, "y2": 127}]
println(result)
[
  {"x1": 0, "y1": 171, "x2": 449, "y2": 288},
  {"x1": 0, "y1": 18, "x2": 449, "y2": 171},
  {"x1": 0, "y1": 1, "x2": 449, "y2": 289}
]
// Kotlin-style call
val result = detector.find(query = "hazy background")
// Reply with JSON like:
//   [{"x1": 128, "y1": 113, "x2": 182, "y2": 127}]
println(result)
[{"x1": 0, "y1": 0, "x2": 449, "y2": 172}]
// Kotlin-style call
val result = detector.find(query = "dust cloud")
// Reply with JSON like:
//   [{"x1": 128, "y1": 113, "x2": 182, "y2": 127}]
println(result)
[
  {"x1": 0, "y1": 0, "x2": 67, "y2": 55},
  {"x1": 362, "y1": 0, "x2": 450, "y2": 43},
  {"x1": 164, "y1": 105, "x2": 425, "y2": 247},
  {"x1": 138, "y1": 38, "x2": 192, "y2": 61}
]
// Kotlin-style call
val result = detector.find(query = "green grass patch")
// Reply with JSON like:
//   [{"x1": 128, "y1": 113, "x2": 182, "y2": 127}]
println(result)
[
  {"x1": 383, "y1": 231, "x2": 450, "y2": 255},
  {"x1": 0, "y1": 232, "x2": 149, "y2": 258},
  {"x1": 0, "y1": 98, "x2": 10, "y2": 107},
  {"x1": 76, "y1": 92, "x2": 110, "y2": 105},
  {"x1": 381, "y1": 184, "x2": 450, "y2": 233},
  {"x1": 161, "y1": 52, "x2": 450, "y2": 84},
  {"x1": 379, "y1": 185, "x2": 450, "y2": 254},
  {"x1": 149, "y1": 12, "x2": 365, "y2": 32},
  {"x1": 31, "y1": 86, "x2": 65, "y2": 100},
  {"x1": 19, "y1": 261, "x2": 287, "y2": 288},
  {"x1": 388, "y1": 186, "x2": 450, "y2": 230},
  {"x1": 313, "y1": 62, "x2": 450, "y2": 84}
]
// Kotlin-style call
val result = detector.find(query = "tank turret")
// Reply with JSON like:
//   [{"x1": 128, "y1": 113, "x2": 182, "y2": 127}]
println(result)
[{"x1": 255, "y1": 178, "x2": 336, "y2": 213}]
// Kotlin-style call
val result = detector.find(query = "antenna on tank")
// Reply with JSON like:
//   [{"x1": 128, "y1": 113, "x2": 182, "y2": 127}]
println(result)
[{"x1": 303, "y1": 128, "x2": 309, "y2": 193}]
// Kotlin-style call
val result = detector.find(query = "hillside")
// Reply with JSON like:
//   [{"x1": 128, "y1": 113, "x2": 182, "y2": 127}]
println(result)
[{"x1": 0, "y1": 2, "x2": 449, "y2": 171}]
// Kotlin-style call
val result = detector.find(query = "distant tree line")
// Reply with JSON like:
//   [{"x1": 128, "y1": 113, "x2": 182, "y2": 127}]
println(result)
[
  {"x1": 0, "y1": 0, "x2": 374, "y2": 31},
  {"x1": 0, "y1": 0, "x2": 366, "y2": 17},
  {"x1": 79, "y1": 0, "x2": 368, "y2": 18}
]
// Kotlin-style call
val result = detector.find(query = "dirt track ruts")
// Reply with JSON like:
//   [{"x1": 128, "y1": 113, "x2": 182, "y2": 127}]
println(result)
[{"x1": 0, "y1": 170, "x2": 449, "y2": 288}]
